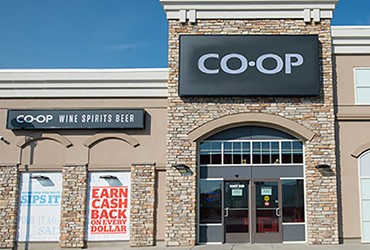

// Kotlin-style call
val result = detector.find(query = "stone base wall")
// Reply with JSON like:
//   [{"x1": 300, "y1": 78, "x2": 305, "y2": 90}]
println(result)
[
  {"x1": 59, "y1": 165, "x2": 88, "y2": 248},
  {"x1": 0, "y1": 165, "x2": 19, "y2": 249},
  {"x1": 130, "y1": 164, "x2": 156, "y2": 247},
  {"x1": 166, "y1": 19, "x2": 338, "y2": 245}
]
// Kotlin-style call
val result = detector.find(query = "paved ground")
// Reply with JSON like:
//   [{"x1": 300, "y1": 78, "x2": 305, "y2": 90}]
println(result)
[{"x1": 15, "y1": 241, "x2": 370, "y2": 250}]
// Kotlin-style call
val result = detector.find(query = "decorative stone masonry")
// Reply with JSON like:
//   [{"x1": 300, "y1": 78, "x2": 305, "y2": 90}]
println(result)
[
  {"x1": 0, "y1": 165, "x2": 19, "y2": 249},
  {"x1": 166, "y1": 19, "x2": 338, "y2": 245},
  {"x1": 59, "y1": 165, "x2": 88, "y2": 248},
  {"x1": 130, "y1": 163, "x2": 156, "y2": 247}
]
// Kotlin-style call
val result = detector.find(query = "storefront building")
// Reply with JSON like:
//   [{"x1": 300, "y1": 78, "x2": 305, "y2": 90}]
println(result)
[{"x1": 0, "y1": 0, "x2": 370, "y2": 249}]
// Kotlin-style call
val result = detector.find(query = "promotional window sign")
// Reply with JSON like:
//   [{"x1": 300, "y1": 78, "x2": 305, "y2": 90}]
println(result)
[
  {"x1": 179, "y1": 35, "x2": 320, "y2": 96},
  {"x1": 86, "y1": 172, "x2": 131, "y2": 241},
  {"x1": 17, "y1": 172, "x2": 62, "y2": 242}
]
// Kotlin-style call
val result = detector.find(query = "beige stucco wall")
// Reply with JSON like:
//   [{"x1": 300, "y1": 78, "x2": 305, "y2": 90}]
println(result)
[
  {"x1": 335, "y1": 55, "x2": 370, "y2": 106},
  {"x1": 0, "y1": 98, "x2": 167, "y2": 168},
  {"x1": 335, "y1": 55, "x2": 370, "y2": 240}
]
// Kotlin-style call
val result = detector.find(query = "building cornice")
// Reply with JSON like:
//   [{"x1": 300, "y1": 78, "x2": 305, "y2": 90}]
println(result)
[
  {"x1": 332, "y1": 26, "x2": 370, "y2": 55},
  {"x1": 160, "y1": 0, "x2": 338, "y2": 23},
  {"x1": 0, "y1": 68, "x2": 169, "y2": 98}
]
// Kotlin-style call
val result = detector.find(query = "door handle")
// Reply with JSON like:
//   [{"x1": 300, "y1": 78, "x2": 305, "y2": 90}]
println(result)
[
  {"x1": 224, "y1": 207, "x2": 229, "y2": 218},
  {"x1": 275, "y1": 208, "x2": 281, "y2": 217}
]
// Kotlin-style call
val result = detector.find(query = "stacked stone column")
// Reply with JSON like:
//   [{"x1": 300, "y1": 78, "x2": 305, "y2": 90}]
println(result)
[
  {"x1": 0, "y1": 165, "x2": 19, "y2": 249},
  {"x1": 166, "y1": 19, "x2": 339, "y2": 245},
  {"x1": 130, "y1": 163, "x2": 156, "y2": 247},
  {"x1": 59, "y1": 165, "x2": 88, "y2": 248}
]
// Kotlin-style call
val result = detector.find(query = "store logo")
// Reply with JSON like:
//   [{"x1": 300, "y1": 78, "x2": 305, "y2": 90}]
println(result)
[
  {"x1": 198, "y1": 53, "x2": 304, "y2": 75},
  {"x1": 16, "y1": 114, "x2": 53, "y2": 124},
  {"x1": 179, "y1": 35, "x2": 319, "y2": 96}
]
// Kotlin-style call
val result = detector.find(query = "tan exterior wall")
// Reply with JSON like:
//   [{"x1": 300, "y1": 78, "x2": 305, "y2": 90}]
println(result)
[
  {"x1": 0, "y1": 97, "x2": 167, "y2": 248},
  {"x1": 335, "y1": 55, "x2": 370, "y2": 240},
  {"x1": 155, "y1": 170, "x2": 166, "y2": 241},
  {"x1": 335, "y1": 55, "x2": 370, "y2": 107},
  {"x1": 0, "y1": 98, "x2": 167, "y2": 168}
]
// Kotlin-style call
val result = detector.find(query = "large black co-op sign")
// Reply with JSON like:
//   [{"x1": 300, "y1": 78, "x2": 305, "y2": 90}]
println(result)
[
  {"x1": 179, "y1": 35, "x2": 320, "y2": 96},
  {"x1": 7, "y1": 109, "x2": 145, "y2": 130}
]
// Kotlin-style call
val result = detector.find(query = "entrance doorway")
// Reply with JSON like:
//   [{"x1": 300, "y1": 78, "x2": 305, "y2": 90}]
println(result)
[
  {"x1": 198, "y1": 126, "x2": 306, "y2": 244},
  {"x1": 224, "y1": 180, "x2": 282, "y2": 243},
  {"x1": 224, "y1": 181, "x2": 250, "y2": 243},
  {"x1": 252, "y1": 181, "x2": 282, "y2": 243}
]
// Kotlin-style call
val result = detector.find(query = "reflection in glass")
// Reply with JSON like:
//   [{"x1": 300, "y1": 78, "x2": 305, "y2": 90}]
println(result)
[
  {"x1": 224, "y1": 142, "x2": 232, "y2": 164},
  {"x1": 200, "y1": 140, "x2": 303, "y2": 165},
  {"x1": 225, "y1": 181, "x2": 249, "y2": 234},
  {"x1": 252, "y1": 142, "x2": 262, "y2": 164},
  {"x1": 200, "y1": 142, "x2": 222, "y2": 165},
  {"x1": 282, "y1": 179, "x2": 305, "y2": 223},
  {"x1": 255, "y1": 181, "x2": 279, "y2": 233},
  {"x1": 242, "y1": 142, "x2": 250, "y2": 164},
  {"x1": 226, "y1": 210, "x2": 249, "y2": 233},
  {"x1": 200, "y1": 180, "x2": 222, "y2": 224}
]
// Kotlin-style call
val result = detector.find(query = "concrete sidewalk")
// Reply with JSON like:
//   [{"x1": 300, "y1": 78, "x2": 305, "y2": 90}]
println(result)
[
  {"x1": 86, "y1": 242, "x2": 369, "y2": 250},
  {"x1": 15, "y1": 241, "x2": 369, "y2": 250}
]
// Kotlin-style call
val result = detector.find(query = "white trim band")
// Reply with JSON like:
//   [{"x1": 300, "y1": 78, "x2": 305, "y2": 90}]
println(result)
[
  {"x1": 332, "y1": 26, "x2": 370, "y2": 55},
  {"x1": 0, "y1": 69, "x2": 169, "y2": 98},
  {"x1": 160, "y1": 0, "x2": 338, "y2": 23}
]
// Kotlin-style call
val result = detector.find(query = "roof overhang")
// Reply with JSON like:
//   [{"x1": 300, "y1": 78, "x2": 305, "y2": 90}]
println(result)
[
  {"x1": 160, "y1": 0, "x2": 338, "y2": 23},
  {"x1": 332, "y1": 26, "x2": 370, "y2": 55},
  {"x1": 0, "y1": 69, "x2": 169, "y2": 98}
]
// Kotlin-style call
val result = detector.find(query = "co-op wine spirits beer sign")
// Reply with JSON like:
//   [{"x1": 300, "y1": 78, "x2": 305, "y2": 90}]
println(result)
[
  {"x1": 179, "y1": 35, "x2": 320, "y2": 96},
  {"x1": 6, "y1": 109, "x2": 145, "y2": 130}
]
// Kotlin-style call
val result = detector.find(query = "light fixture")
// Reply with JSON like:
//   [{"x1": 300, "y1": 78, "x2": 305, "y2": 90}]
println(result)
[
  {"x1": 99, "y1": 175, "x2": 117, "y2": 179},
  {"x1": 30, "y1": 175, "x2": 54, "y2": 187},
  {"x1": 30, "y1": 175, "x2": 49, "y2": 180},
  {"x1": 99, "y1": 175, "x2": 122, "y2": 186},
  {"x1": 315, "y1": 164, "x2": 332, "y2": 175},
  {"x1": 172, "y1": 164, "x2": 190, "y2": 174},
  {"x1": 315, "y1": 164, "x2": 331, "y2": 170}
]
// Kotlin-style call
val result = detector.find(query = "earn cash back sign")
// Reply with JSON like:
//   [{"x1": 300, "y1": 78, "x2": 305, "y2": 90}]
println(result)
[{"x1": 86, "y1": 172, "x2": 130, "y2": 241}]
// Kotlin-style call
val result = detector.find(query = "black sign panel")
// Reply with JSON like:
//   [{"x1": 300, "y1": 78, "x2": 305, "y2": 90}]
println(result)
[
  {"x1": 7, "y1": 109, "x2": 145, "y2": 130},
  {"x1": 179, "y1": 35, "x2": 320, "y2": 96}
]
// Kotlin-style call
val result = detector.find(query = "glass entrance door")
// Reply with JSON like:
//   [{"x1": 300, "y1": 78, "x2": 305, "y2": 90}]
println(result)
[
  {"x1": 224, "y1": 181, "x2": 249, "y2": 243},
  {"x1": 252, "y1": 181, "x2": 282, "y2": 243}
]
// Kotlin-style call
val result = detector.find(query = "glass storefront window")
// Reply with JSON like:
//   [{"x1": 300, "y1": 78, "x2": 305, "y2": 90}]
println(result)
[
  {"x1": 242, "y1": 142, "x2": 250, "y2": 164},
  {"x1": 355, "y1": 69, "x2": 370, "y2": 104},
  {"x1": 199, "y1": 180, "x2": 222, "y2": 224},
  {"x1": 200, "y1": 140, "x2": 303, "y2": 166},
  {"x1": 271, "y1": 142, "x2": 280, "y2": 163},
  {"x1": 200, "y1": 142, "x2": 222, "y2": 165},
  {"x1": 282, "y1": 141, "x2": 303, "y2": 164},
  {"x1": 292, "y1": 141, "x2": 303, "y2": 163},
  {"x1": 282, "y1": 179, "x2": 305, "y2": 223},
  {"x1": 281, "y1": 142, "x2": 292, "y2": 164},
  {"x1": 233, "y1": 142, "x2": 242, "y2": 164},
  {"x1": 252, "y1": 142, "x2": 262, "y2": 164},
  {"x1": 224, "y1": 142, "x2": 232, "y2": 164}
]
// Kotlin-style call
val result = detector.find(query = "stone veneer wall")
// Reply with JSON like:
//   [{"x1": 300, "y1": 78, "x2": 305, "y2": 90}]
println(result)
[
  {"x1": 130, "y1": 164, "x2": 156, "y2": 247},
  {"x1": 0, "y1": 165, "x2": 19, "y2": 249},
  {"x1": 166, "y1": 19, "x2": 338, "y2": 245},
  {"x1": 59, "y1": 165, "x2": 88, "y2": 248}
]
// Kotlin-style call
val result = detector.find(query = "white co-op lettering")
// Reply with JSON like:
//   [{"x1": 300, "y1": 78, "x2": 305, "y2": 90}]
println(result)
[
  {"x1": 16, "y1": 114, "x2": 53, "y2": 124},
  {"x1": 198, "y1": 53, "x2": 304, "y2": 75}
]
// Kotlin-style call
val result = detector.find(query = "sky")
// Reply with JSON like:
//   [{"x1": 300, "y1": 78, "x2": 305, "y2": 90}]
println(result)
[{"x1": 0, "y1": 0, "x2": 369, "y2": 69}]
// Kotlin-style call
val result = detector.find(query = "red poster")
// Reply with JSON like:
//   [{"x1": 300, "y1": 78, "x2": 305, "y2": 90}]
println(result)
[{"x1": 89, "y1": 186, "x2": 128, "y2": 234}]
